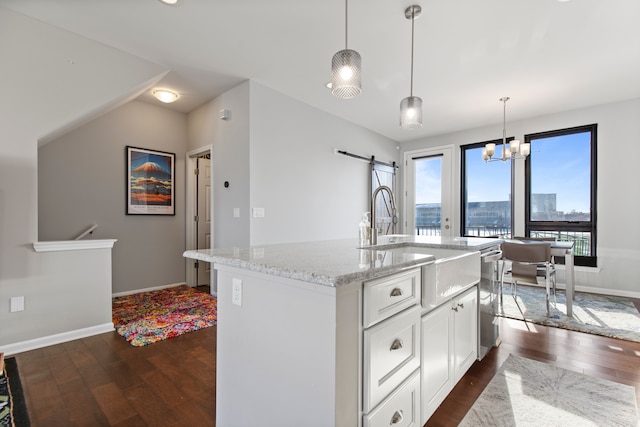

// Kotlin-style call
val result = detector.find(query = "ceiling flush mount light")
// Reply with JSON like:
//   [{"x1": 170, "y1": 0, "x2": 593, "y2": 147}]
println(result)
[
  {"x1": 152, "y1": 89, "x2": 179, "y2": 103},
  {"x1": 483, "y1": 97, "x2": 530, "y2": 162},
  {"x1": 400, "y1": 5, "x2": 422, "y2": 129},
  {"x1": 331, "y1": 0, "x2": 362, "y2": 99},
  {"x1": 158, "y1": 0, "x2": 179, "y2": 5}
]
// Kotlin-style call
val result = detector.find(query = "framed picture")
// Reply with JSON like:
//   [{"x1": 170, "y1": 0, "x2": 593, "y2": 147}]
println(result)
[{"x1": 126, "y1": 146, "x2": 175, "y2": 215}]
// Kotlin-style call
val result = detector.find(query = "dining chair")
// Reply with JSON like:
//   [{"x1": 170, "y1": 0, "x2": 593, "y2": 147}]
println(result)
[
  {"x1": 514, "y1": 236, "x2": 557, "y2": 263},
  {"x1": 500, "y1": 241, "x2": 557, "y2": 316}
]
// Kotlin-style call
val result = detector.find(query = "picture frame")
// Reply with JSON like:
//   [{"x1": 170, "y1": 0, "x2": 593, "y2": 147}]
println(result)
[{"x1": 126, "y1": 146, "x2": 175, "y2": 215}]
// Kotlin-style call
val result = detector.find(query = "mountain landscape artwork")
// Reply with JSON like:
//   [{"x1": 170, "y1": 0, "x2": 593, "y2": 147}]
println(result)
[{"x1": 126, "y1": 146, "x2": 175, "y2": 215}]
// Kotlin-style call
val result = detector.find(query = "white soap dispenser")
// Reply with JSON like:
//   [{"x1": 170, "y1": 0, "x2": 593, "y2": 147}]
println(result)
[{"x1": 359, "y1": 212, "x2": 371, "y2": 246}]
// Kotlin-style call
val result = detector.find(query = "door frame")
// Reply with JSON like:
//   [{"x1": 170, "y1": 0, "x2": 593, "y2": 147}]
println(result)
[
  {"x1": 185, "y1": 145, "x2": 214, "y2": 289},
  {"x1": 403, "y1": 145, "x2": 455, "y2": 237}
]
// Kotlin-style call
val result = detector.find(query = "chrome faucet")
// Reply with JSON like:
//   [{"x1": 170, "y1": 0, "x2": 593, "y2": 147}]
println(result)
[{"x1": 370, "y1": 185, "x2": 397, "y2": 245}]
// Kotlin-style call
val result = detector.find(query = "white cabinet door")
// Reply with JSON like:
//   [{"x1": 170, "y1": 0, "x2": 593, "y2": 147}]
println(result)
[
  {"x1": 420, "y1": 302, "x2": 453, "y2": 425},
  {"x1": 421, "y1": 285, "x2": 478, "y2": 425},
  {"x1": 453, "y1": 287, "x2": 478, "y2": 380},
  {"x1": 364, "y1": 306, "x2": 421, "y2": 412}
]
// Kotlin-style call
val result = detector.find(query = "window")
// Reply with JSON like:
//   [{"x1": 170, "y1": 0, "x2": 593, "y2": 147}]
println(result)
[
  {"x1": 461, "y1": 139, "x2": 513, "y2": 238},
  {"x1": 414, "y1": 155, "x2": 442, "y2": 236},
  {"x1": 525, "y1": 124, "x2": 597, "y2": 267}
]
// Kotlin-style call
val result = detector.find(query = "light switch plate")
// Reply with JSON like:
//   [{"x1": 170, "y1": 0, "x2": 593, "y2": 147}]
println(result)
[
  {"x1": 232, "y1": 278, "x2": 242, "y2": 306},
  {"x1": 10, "y1": 296, "x2": 24, "y2": 312}
]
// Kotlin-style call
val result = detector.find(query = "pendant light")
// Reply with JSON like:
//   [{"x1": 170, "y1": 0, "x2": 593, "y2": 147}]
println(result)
[
  {"x1": 331, "y1": 0, "x2": 362, "y2": 99},
  {"x1": 482, "y1": 97, "x2": 530, "y2": 162},
  {"x1": 400, "y1": 5, "x2": 422, "y2": 129}
]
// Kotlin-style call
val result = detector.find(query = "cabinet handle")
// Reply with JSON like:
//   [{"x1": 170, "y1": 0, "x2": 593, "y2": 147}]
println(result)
[
  {"x1": 390, "y1": 287, "x2": 403, "y2": 297},
  {"x1": 452, "y1": 302, "x2": 464, "y2": 312},
  {"x1": 390, "y1": 338, "x2": 403, "y2": 351},
  {"x1": 390, "y1": 410, "x2": 404, "y2": 424},
  {"x1": 458, "y1": 302, "x2": 464, "y2": 309}
]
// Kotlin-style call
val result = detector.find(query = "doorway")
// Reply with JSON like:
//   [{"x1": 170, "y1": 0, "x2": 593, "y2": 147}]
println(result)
[
  {"x1": 404, "y1": 146, "x2": 454, "y2": 237},
  {"x1": 185, "y1": 146, "x2": 214, "y2": 292}
]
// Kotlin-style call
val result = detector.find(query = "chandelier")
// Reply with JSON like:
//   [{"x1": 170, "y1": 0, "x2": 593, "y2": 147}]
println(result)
[{"x1": 483, "y1": 97, "x2": 530, "y2": 162}]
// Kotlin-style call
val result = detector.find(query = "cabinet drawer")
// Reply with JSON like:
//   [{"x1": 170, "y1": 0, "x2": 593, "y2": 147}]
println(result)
[
  {"x1": 364, "y1": 370, "x2": 421, "y2": 427},
  {"x1": 364, "y1": 268, "x2": 421, "y2": 327},
  {"x1": 363, "y1": 306, "x2": 421, "y2": 412}
]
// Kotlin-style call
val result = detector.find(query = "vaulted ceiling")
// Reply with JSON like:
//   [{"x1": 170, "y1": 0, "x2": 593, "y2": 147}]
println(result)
[{"x1": 2, "y1": 0, "x2": 638, "y2": 142}]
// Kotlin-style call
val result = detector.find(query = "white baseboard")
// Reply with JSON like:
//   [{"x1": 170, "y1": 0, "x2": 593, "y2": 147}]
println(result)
[
  {"x1": 503, "y1": 281, "x2": 640, "y2": 300},
  {"x1": 0, "y1": 322, "x2": 115, "y2": 356},
  {"x1": 112, "y1": 282, "x2": 187, "y2": 298},
  {"x1": 572, "y1": 285, "x2": 640, "y2": 300}
]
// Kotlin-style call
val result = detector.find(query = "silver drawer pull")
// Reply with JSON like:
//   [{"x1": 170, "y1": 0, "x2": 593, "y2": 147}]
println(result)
[
  {"x1": 390, "y1": 338, "x2": 403, "y2": 351},
  {"x1": 390, "y1": 287, "x2": 403, "y2": 297},
  {"x1": 390, "y1": 410, "x2": 404, "y2": 425}
]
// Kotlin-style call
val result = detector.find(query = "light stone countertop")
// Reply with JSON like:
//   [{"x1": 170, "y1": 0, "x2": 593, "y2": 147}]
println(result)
[
  {"x1": 183, "y1": 235, "x2": 502, "y2": 287},
  {"x1": 361, "y1": 234, "x2": 503, "y2": 251}
]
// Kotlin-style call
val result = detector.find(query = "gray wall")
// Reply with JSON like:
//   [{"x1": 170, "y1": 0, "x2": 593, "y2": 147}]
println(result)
[
  {"x1": 188, "y1": 82, "x2": 251, "y2": 248},
  {"x1": 401, "y1": 97, "x2": 640, "y2": 296},
  {"x1": 0, "y1": 8, "x2": 167, "y2": 348},
  {"x1": 39, "y1": 101, "x2": 188, "y2": 294},
  {"x1": 187, "y1": 81, "x2": 401, "y2": 248},
  {"x1": 249, "y1": 82, "x2": 401, "y2": 245}
]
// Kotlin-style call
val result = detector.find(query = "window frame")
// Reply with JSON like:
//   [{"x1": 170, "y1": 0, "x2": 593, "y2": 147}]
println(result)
[
  {"x1": 460, "y1": 137, "x2": 514, "y2": 238},
  {"x1": 524, "y1": 124, "x2": 597, "y2": 267}
]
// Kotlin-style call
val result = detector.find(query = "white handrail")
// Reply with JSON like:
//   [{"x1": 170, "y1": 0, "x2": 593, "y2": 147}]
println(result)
[{"x1": 74, "y1": 224, "x2": 98, "y2": 240}]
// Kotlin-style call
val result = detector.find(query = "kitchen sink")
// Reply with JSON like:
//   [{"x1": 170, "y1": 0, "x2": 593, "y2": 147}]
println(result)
[{"x1": 373, "y1": 245, "x2": 481, "y2": 311}]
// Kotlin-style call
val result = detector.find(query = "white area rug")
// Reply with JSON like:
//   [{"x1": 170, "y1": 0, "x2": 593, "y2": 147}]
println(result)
[
  {"x1": 460, "y1": 354, "x2": 639, "y2": 426},
  {"x1": 499, "y1": 285, "x2": 640, "y2": 343}
]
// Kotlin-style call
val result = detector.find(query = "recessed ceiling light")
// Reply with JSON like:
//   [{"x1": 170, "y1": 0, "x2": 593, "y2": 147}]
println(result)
[
  {"x1": 159, "y1": 0, "x2": 179, "y2": 5},
  {"x1": 152, "y1": 89, "x2": 179, "y2": 103}
]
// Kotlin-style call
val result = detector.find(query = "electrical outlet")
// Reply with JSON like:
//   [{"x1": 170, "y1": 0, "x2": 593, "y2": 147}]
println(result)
[
  {"x1": 10, "y1": 296, "x2": 24, "y2": 312},
  {"x1": 252, "y1": 207, "x2": 265, "y2": 218},
  {"x1": 232, "y1": 278, "x2": 242, "y2": 306}
]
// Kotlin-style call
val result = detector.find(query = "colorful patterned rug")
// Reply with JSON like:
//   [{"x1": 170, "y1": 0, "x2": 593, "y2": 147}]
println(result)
[
  {"x1": 112, "y1": 285, "x2": 217, "y2": 347},
  {"x1": 499, "y1": 284, "x2": 640, "y2": 342},
  {"x1": 1, "y1": 357, "x2": 30, "y2": 427}
]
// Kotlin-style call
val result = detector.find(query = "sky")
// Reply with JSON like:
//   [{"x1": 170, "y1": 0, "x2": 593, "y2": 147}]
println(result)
[{"x1": 415, "y1": 131, "x2": 592, "y2": 214}]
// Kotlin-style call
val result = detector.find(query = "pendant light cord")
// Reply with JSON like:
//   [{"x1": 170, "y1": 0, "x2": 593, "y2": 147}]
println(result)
[
  {"x1": 503, "y1": 98, "x2": 507, "y2": 146},
  {"x1": 410, "y1": 7, "x2": 415, "y2": 97},
  {"x1": 345, "y1": 0, "x2": 349, "y2": 48}
]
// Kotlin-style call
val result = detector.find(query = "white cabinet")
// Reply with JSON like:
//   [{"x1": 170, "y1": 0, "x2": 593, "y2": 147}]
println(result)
[
  {"x1": 453, "y1": 287, "x2": 478, "y2": 378},
  {"x1": 363, "y1": 371, "x2": 421, "y2": 427},
  {"x1": 363, "y1": 306, "x2": 421, "y2": 412},
  {"x1": 363, "y1": 268, "x2": 422, "y2": 425},
  {"x1": 364, "y1": 268, "x2": 421, "y2": 328},
  {"x1": 420, "y1": 298, "x2": 453, "y2": 422},
  {"x1": 420, "y1": 285, "x2": 478, "y2": 424}
]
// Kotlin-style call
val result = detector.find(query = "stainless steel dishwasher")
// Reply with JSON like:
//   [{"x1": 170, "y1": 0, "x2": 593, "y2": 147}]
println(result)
[{"x1": 478, "y1": 246, "x2": 502, "y2": 360}]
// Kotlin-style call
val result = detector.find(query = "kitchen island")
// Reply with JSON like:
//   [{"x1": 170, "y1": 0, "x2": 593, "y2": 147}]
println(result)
[{"x1": 183, "y1": 236, "x2": 501, "y2": 427}]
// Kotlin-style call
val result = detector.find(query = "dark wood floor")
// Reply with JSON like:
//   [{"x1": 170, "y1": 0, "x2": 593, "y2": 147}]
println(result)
[{"x1": 12, "y1": 312, "x2": 640, "y2": 426}]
